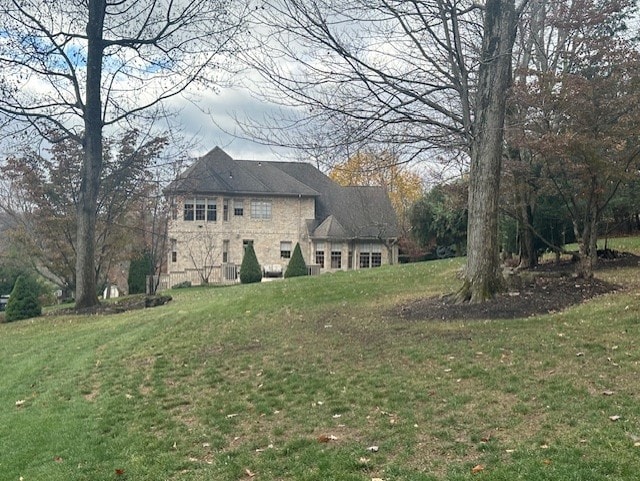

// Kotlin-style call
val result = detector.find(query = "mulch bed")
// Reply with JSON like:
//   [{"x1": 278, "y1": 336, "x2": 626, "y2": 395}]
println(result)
[{"x1": 398, "y1": 252, "x2": 639, "y2": 321}]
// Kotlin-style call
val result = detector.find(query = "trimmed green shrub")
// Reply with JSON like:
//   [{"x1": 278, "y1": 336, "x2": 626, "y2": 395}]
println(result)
[
  {"x1": 284, "y1": 243, "x2": 308, "y2": 278},
  {"x1": 240, "y1": 243, "x2": 262, "y2": 284},
  {"x1": 5, "y1": 275, "x2": 42, "y2": 322}
]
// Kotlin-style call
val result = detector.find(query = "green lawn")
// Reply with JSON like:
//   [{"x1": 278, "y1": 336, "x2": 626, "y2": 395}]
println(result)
[{"x1": 2, "y1": 245, "x2": 640, "y2": 480}]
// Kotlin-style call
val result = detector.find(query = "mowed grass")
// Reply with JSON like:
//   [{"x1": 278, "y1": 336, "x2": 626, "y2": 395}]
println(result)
[{"x1": 2, "y1": 245, "x2": 640, "y2": 481}]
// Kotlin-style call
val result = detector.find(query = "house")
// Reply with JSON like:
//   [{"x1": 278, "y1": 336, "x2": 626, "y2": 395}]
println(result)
[{"x1": 162, "y1": 147, "x2": 398, "y2": 287}]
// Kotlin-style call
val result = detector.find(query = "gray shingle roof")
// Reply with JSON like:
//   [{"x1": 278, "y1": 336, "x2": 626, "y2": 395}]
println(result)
[{"x1": 168, "y1": 147, "x2": 398, "y2": 240}]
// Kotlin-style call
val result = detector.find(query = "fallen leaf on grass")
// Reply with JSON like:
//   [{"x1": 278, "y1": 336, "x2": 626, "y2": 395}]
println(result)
[
  {"x1": 366, "y1": 446, "x2": 379, "y2": 452},
  {"x1": 317, "y1": 434, "x2": 338, "y2": 443},
  {"x1": 603, "y1": 390, "x2": 615, "y2": 396},
  {"x1": 115, "y1": 469, "x2": 125, "y2": 476},
  {"x1": 15, "y1": 400, "x2": 25, "y2": 408},
  {"x1": 372, "y1": 478, "x2": 385, "y2": 481},
  {"x1": 54, "y1": 456, "x2": 63, "y2": 463},
  {"x1": 471, "y1": 464, "x2": 485, "y2": 474},
  {"x1": 543, "y1": 459, "x2": 552, "y2": 465},
  {"x1": 609, "y1": 415, "x2": 621, "y2": 421},
  {"x1": 245, "y1": 468, "x2": 256, "y2": 477}
]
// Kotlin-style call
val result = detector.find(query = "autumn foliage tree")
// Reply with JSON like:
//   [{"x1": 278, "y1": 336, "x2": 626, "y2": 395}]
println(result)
[
  {"x1": 508, "y1": 0, "x2": 640, "y2": 277},
  {"x1": 328, "y1": 150, "x2": 423, "y2": 236},
  {"x1": 1, "y1": 130, "x2": 167, "y2": 294}
]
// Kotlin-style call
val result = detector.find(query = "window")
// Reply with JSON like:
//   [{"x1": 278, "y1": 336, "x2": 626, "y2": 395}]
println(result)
[
  {"x1": 207, "y1": 201, "x2": 217, "y2": 221},
  {"x1": 331, "y1": 250, "x2": 342, "y2": 269},
  {"x1": 222, "y1": 240, "x2": 229, "y2": 263},
  {"x1": 359, "y1": 252, "x2": 370, "y2": 268},
  {"x1": 234, "y1": 199, "x2": 244, "y2": 216},
  {"x1": 348, "y1": 250, "x2": 353, "y2": 269},
  {"x1": 315, "y1": 242, "x2": 325, "y2": 268},
  {"x1": 243, "y1": 239, "x2": 254, "y2": 251},
  {"x1": 171, "y1": 239, "x2": 177, "y2": 263},
  {"x1": 280, "y1": 241, "x2": 292, "y2": 259},
  {"x1": 223, "y1": 199, "x2": 229, "y2": 221},
  {"x1": 172, "y1": 252, "x2": 177, "y2": 263},
  {"x1": 195, "y1": 199, "x2": 206, "y2": 221},
  {"x1": 359, "y1": 244, "x2": 383, "y2": 268},
  {"x1": 183, "y1": 201, "x2": 194, "y2": 221},
  {"x1": 251, "y1": 200, "x2": 272, "y2": 219}
]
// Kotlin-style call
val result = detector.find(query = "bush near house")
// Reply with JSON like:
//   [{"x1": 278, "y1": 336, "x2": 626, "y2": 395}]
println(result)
[
  {"x1": 4, "y1": 275, "x2": 42, "y2": 322},
  {"x1": 128, "y1": 251, "x2": 154, "y2": 294},
  {"x1": 284, "y1": 242, "x2": 308, "y2": 278},
  {"x1": 240, "y1": 243, "x2": 262, "y2": 284}
]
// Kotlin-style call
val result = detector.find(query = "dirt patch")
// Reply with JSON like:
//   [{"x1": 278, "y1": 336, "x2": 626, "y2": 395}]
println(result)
[{"x1": 397, "y1": 253, "x2": 639, "y2": 322}]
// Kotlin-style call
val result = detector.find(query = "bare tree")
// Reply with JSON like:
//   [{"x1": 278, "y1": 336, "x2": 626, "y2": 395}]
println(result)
[
  {"x1": 240, "y1": 0, "x2": 527, "y2": 302},
  {"x1": 0, "y1": 0, "x2": 248, "y2": 308}
]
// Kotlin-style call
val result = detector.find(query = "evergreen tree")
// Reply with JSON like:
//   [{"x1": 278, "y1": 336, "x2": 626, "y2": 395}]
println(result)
[
  {"x1": 240, "y1": 243, "x2": 262, "y2": 284},
  {"x1": 284, "y1": 243, "x2": 307, "y2": 278},
  {"x1": 128, "y1": 251, "x2": 154, "y2": 294},
  {"x1": 5, "y1": 275, "x2": 42, "y2": 322}
]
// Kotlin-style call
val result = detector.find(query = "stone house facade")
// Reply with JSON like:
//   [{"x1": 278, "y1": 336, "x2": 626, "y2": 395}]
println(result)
[{"x1": 163, "y1": 147, "x2": 398, "y2": 287}]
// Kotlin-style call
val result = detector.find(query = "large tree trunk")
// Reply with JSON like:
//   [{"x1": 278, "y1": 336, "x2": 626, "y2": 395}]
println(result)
[
  {"x1": 75, "y1": 0, "x2": 106, "y2": 309},
  {"x1": 458, "y1": 0, "x2": 519, "y2": 303}
]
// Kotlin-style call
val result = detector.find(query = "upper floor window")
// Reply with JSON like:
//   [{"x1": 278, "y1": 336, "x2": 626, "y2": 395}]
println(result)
[
  {"x1": 183, "y1": 198, "x2": 217, "y2": 222},
  {"x1": 223, "y1": 199, "x2": 229, "y2": 221},
  {"x1": 207, "y1": 201, "x2": 217, "y2": 221},
  {"x1": 251, "y1": 200, "x2": 272, "y2": 220},
  {"x1": 234, "y1": 199, "x2": 244, "y2": 216},
  {"x1": 183, "y1": 201, "x2": 194, "y2": 221},
  {"x1": 195, "y1": 199, "x2": 206, "y2": 221}
]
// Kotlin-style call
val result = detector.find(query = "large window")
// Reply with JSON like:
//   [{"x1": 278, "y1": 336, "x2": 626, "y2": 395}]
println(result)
[
  {"x1": 280, "y1": 241, "x2": 292, "y2": 259},
  {"x1": 315, "y1": 242, "x2": 325, "y2": 268},
  {"x1": 251, "y1": 200, "x2": 272, "y2": 219},
  {"x1": 359, "y1": 244, "x2": 383, "y2": 268},
  {"x1": 331, "y1": 244, "x2": 342, "y2": 269},
  {"x1": 183, "y1": 198, "x2": 218, "y2": 222}
]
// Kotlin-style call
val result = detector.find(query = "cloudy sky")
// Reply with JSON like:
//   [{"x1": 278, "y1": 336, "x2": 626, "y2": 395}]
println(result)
[{"x1": 170, "y1": 85, "x2": 294, "y2": 162}]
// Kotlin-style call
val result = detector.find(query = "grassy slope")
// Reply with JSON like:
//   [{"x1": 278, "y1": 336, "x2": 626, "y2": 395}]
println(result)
[{"x1": 1, "y1": 246, "x2": 640, "y2": 480}]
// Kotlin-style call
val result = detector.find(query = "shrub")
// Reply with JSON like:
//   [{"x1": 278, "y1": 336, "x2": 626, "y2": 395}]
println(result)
[
  {"x1": 172, "y1": 281, "x2": 192, "y2": 289},
  {"x1": 240, "y1": 243, "x2": 262, "y2": 284},
  {"x1": 5, "y1": 275, "x2": 42, "y2": 322},
  {"x1": 128, "y1": 251, "x2": 154, "y2": 294},
  {"x1": 284, "y1": 243, "x2": 308, "y2": 278}
]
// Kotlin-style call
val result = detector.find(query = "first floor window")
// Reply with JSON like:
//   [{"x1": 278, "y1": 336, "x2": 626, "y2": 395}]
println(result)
[
  {"x1": 359, "y1": 244, "x2": 383, "y2": 268},
  {"x1": 315, "y1": 241, "x2": 325, "y2": 268},
  {"x1": 222, "y1": 240, "x2": 229, "y2": 263},
  {"x1": 280, "y1": 241, "x2": 292, "y2": 259},
  {"x1": 331, "y1": 244, "x2": 342, "y2": 269},
  {"x1": 251, "y1": 199, "x2": 272, "y2": 219},
  {"x1": 171, "y1": 239, "x2": 177, "y2": 263}
]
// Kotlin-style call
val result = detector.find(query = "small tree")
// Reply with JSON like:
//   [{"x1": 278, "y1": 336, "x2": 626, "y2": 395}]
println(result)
[
  {"x1": 5, "y1": 275, "x2": 42, "y2": 322},
  {"x1": 284, "y1": 243, "x2": 307, "y2": 278},
  {"x1": 240, "y1": 244, "x2": 262, "y2": 284},
  {"x1": 128, "y1": 251, "x2": 154, "y2": 295}
]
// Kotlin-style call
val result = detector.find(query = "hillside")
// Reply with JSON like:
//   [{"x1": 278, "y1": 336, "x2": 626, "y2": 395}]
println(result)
[{"x1": 2, "y1": 241, "x2": 640, "y2": 480}]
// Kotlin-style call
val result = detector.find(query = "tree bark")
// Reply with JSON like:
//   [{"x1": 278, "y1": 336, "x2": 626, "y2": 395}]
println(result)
[
  {"x1": 458, "y1": 0, "x2": 519, "y2": 303},
  {"x1": 75, "y1": 0, "x2": 106, "y2": 309}
]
